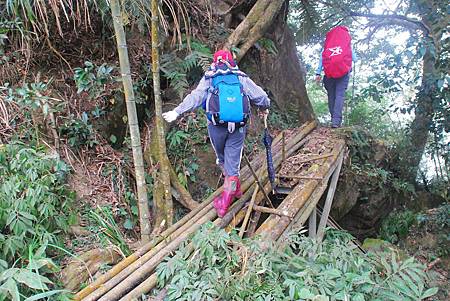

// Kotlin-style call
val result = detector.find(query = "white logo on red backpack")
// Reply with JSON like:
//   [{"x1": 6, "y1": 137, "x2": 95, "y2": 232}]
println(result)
[{"x1": 328, "y1": 46, "x2": 342, "y2": 57}]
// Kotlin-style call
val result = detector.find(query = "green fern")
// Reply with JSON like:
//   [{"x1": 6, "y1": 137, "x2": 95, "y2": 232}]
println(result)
[{"x1": 160, "y1": 39, "x2": 212, "y2": 99}]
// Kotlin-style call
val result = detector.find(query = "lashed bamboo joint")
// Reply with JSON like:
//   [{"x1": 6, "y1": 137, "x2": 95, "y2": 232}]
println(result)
[{"x1": 75, "y1": 123, "x2": 350, "y2": 301}]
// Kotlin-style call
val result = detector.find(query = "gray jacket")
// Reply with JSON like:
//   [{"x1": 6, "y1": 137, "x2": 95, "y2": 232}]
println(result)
[{"x1": 174, "y1": 75, "x2": 271, "y2": 115}]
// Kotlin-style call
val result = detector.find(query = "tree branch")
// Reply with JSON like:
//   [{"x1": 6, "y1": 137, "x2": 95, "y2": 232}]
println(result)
[{"x1": 349, "y1": 12, "x2": 430, "y2": 35}]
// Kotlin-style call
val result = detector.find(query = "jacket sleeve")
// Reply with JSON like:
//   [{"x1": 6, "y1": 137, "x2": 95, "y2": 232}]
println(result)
[
  {"x1": 241, "y1": 76, "x2": 270, "y2": 109},
  {"x1": 173, "y1": 77, "x2": 210, "y2": 115}
]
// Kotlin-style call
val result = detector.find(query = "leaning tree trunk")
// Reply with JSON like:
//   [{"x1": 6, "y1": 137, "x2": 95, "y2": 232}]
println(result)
[
  {"x1": 224, "y1": 0, "x2": 315, "y2": 124},
  {"x1": 224, "y1": 0, "x2": 285, "y2": 61},
  {"x1": 110, "y1": 0, "x2": 151, "y2": 242},
  {"x1": 151, "y1": 0, "x2": 173, "y2": 230}
]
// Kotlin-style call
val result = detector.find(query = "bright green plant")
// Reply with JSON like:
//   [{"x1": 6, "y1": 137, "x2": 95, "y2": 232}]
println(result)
[
  {"x1": 156, "y1": 223, "x2": 438, "y2": 301},
  {"x1": 58, "y1": 112, "x2": 97, "y2": 148},
  {"x1": 89, "y1": 206, "x2": 131, "y2": 257},
  {"x1": 166, "y1": 111, "x2": 207, "y2": 187},
  {"x1": 0, "y1": 142, "x2": 74, "y2": 300},
  {"x1": 380, "y1": 209, "x2": 416, "y2": 244},
  {"x1": 73, "y1": 61, "x2": 115, "y2": 98}
]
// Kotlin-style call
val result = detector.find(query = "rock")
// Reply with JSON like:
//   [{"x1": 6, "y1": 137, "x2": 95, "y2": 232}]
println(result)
[{"x1": 60, "y1": 247, "x2": 122, "y2": 292}]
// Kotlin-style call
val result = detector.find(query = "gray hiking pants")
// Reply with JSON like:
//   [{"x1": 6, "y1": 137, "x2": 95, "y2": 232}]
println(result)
[
  {"x1": 323, "y1": 73, "x2": 350, "y2": 127},
  {"x1": 208, "y1": 124, "x2": 246, "y2": 177}
]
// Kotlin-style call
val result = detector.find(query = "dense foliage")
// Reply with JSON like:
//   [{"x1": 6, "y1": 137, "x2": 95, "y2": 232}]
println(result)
[
  {"x1": 156, "y1": 223, "x2": 437, "y2": 301},
  {"x1": 0, "y1": 143, "x2": 74, "y2": 300}
]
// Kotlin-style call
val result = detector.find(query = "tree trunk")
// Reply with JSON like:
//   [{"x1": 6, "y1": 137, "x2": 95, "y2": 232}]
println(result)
[
  {"x1": 110, "y1": 0, "x2": 151, "y2": 242},
  {"x1": 151, "y1": 0, "x2": 173, "y2": 230},
  {"x1": 403, "y1": 49, "x2": 436, "y2": 183}
]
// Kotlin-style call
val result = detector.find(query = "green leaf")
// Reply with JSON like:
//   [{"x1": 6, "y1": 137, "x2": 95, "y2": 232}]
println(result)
[
  {"x1": 420, "y1": 287, "x2": 438, "y2": 299},
  {"x1": 123, "y1": 218, "x2": 134, "y2": 230},
  {"x1": 298, "y1": 287, "x2": 315, "y2": 299},
  {"x1": 24, "y1": 289, "x2": 67, "y2": 301},
  {"x1": 0, "y1": 278, "x2": 20, "y2": 301},
  {"x1": 14, "y1": 270, "x2": 51, "y2": 290},
  {"x1": 110, "y1": 135, "x2": 117, "y2": 144}
]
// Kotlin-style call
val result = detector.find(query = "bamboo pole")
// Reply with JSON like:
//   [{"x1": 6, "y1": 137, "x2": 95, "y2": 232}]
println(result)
[
  {"x1": 119, "y1": 274, "x2": 157, "y2": 301},
  {"x1": 253, "y1": 205, "x2": 293, "y2": 218},
  {"x1": 225, "y1": 181, "x2": 271, "y2": 231},
  {"x1": 110, "y1": 0, "x2": 151, "y2": 242},
  {"x1": 243, "y1": 154, "x2": 273, "y2": 208},
  {"x1": 151, "y1": 0, "x2": 173, "y2": 228},
  {"x1": 239, "y1": 185, "x2": 259, "y2": 238},
  {"x1": 277, "y1": 174, "x2": 323, "y2": 180},
  {"x1": 317, "y1": 152, "x2": 344, "y2": 241}
]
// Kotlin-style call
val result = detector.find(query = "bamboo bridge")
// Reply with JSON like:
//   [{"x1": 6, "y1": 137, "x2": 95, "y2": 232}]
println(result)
[{"x1": 74, "y1": 121, "x2": 349, "y2": 300}]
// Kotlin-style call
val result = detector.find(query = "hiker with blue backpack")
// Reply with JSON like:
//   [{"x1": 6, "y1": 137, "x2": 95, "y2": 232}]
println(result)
[
  {"x1": 163, "y1": 50, "x2": 270, "y2": 217},
  {"x1": 315, "y1": 26, "x2": 357, "y2": 128}
]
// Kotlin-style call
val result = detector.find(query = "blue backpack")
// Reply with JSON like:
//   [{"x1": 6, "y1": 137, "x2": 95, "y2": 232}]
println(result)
[{"x1": 204, "y1": 72, "x2": 250, "y2": 125}]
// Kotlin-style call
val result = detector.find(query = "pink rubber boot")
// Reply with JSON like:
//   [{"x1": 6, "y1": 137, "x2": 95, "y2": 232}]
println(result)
[{"x1": 213, "y1": 176, "x2": 242, "y2": 217}]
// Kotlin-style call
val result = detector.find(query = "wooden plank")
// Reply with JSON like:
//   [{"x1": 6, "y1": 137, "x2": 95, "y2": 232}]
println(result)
[{"x1": 317, "y1": 151, "x2": 344, "y2": 241}]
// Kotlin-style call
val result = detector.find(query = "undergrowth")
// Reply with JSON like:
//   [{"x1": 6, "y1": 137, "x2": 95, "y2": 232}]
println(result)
[
  {"x1": 166, "y1": 111, "x2": 208, "y2": 188},
  {"x1": 155, "y1": 223, "x2": 438, "y2": 301},
  {"x1": 0, "y1": 142, "x2": 74, "y2": 300}
]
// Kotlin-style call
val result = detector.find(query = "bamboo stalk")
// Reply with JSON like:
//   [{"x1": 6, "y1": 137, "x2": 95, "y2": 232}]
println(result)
[
  {"x1": 277, "y1": 148, "x2": 346, "y2": 244},
  {"x1": 253, "y1": 205, "x2": 293, "y2": 218},
  {"x1": 276, "y1": 174, "x2": 323, "y2": 180},
  {"x1": 110, "y1": 0, "x2": 151, "y2": 242},
  {"x1": 239, "y1": 184, "x2": 259, "y2": 238},
  {"x1": 225, "y1": 181, "x2": 271, "y2": 231},
  {"x1": 118, "y1": 218, "x2": 222, "y2": 300},
  {"x1": 118, "y1": 274, "x2": 157, "y2": 301}
]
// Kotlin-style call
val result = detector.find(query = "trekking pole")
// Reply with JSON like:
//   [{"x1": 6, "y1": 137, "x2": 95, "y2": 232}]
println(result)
[{"x1": 243, "y1": 154, "x2": 274, "y2": 208}]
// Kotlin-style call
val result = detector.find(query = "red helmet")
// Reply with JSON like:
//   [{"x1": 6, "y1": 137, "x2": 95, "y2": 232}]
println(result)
[{"x1": 213, "y1": 50, "x2": 235, "y2": 66}]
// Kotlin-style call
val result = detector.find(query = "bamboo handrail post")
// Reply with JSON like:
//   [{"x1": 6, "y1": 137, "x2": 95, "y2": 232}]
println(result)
[{"x1": 239, "y1": 184, "x2": 259, "y2": 238}]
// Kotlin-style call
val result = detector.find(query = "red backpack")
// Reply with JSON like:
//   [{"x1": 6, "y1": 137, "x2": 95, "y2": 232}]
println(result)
[{"x1": 322, "y1": 26, "x2": 352, "y2": 78}]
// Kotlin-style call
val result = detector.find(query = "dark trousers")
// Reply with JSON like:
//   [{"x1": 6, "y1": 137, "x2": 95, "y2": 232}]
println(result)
[
  {"x1": 207, "y1": 124, "x2": 246, "y2": 177},
  {"x1": 323, "y1": 73, "x2": 350, "y2": 127}
]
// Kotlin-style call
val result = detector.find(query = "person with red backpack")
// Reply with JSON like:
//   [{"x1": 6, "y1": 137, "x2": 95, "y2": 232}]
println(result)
[
  {"x1": 315, "y1": 26, "x2": 357, "y2": 128},
  {"x1": 162, "y1": 50, "x2": 270, "y2": 218}
]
